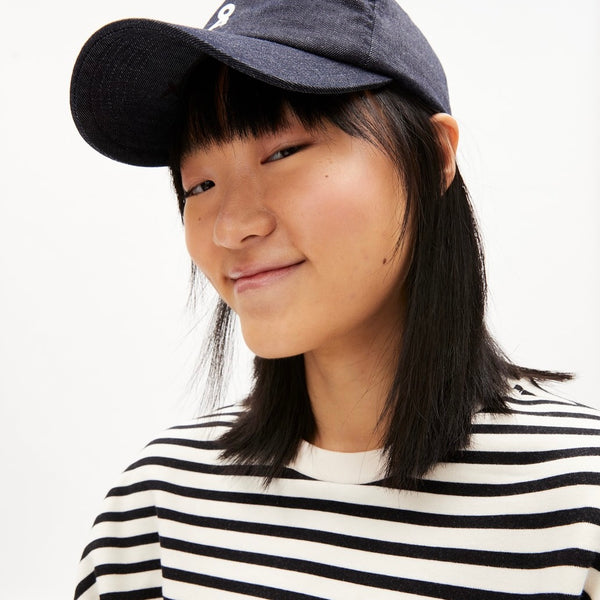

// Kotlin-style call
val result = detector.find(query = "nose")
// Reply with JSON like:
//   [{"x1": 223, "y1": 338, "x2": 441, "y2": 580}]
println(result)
[{"x1": 212, "y1": 175, "x2": 276, "y2": 249}]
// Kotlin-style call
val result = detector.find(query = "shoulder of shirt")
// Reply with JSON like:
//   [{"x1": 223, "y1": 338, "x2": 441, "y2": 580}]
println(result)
[
  {"x1": 107, "y1": 404, "x2": 244, "y2": 486},
  {"x1": 112, "y1": 386, "x2": 600, "y2": 490},
  {"x1": 146, "y1": 402, "x2": 243, "y2": 447},
  {"x1": 472, "y1": 379, "x2": 600, "y2": 447},
  {"x1": 162, "y1": 402, "x2": 244, "y2": 441},
  {"x1": 129, "y1": 385, "x2": 600, "y2": 462}
]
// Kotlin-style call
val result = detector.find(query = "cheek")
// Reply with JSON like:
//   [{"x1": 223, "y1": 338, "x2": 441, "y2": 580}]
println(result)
[
  {"x1": 292, "y1": 168, "x2": 405, "y2": 267},
  {"x1": 183, "y1": 208, "x2": 218, "y2": 282},
  {"x1": 183, "y1": 210, "x2": 202, "y2": 262}
]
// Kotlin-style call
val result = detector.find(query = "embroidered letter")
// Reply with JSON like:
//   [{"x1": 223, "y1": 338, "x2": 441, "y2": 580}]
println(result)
[{"x1": 208, "y1": 4, "x2": 236, "y2": 31}]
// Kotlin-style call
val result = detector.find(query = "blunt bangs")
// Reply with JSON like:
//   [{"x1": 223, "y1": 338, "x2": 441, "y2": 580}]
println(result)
[{"x1": 168, "y1": 58, "x2": 437, "y2": 218}]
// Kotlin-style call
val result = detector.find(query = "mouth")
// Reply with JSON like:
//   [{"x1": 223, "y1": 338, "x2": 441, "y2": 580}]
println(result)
[{"x1": 230, "y1": 261, "x2": 305, "y2": 293}]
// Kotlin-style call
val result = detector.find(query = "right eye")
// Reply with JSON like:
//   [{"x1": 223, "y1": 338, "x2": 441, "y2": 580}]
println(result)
[
  {"x1": 184, "y1": 180, "x2": 215, "y2": 198},
  {"x1": 264, "y1": 145, "x2": 304, "y2": 163}
]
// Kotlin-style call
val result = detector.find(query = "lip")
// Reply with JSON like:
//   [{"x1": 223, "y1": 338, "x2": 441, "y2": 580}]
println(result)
[{"x1": 230, "y1": 261, "x2": 305, "y2": 293}]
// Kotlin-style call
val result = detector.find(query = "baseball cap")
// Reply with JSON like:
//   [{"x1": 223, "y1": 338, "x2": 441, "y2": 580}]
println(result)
[{"x1": 70, "y1": 0, "x2": 450, "y2": 167}]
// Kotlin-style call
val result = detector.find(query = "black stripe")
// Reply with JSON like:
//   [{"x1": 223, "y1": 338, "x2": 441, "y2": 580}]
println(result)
[
  {"x1": 74, "y1": 571, "x2": 95, "y2": 599},
  {"x1": 161, "y1": 406, "x2": 241, "y2": 433},
  {"x1": 116, "y1": 455, "x2": 600, "y2": 496},
  {"x1": 164, "y1": 567, "x2": 327, "y2": 599},
  {"x1": 168, "y1": 420, "x2": 236, "y2": 431},
  {"x1": 161, "y1": 539, "x2": 576, "y2": 600},
  {"x1": 141, "y1": 437, "x2": 600, "y2": 470},
  {"x1": 95, "y1": 560, "x2": 162, "y2": 576},
  {"x1": 124, "y1": 455, "x2": 310, "y2": 480},
  {"x1": 506, "y1": 398, "x2": 581, "y2": 407},
  {"x1": 81, "y1": 533, "x2": 159, "y2": 559},
  {"x1": 171, "y1": 405, "x2": 240, "y2": 422},
  {"x1": 94, "y1": 506, "x2": 156, "y2": 525},
  {"x1": 507, "y1": 410, "x2": 600, "y2": 422},
  {"x1": 472, "y1": 425, "x2": 600, "y2": 436},
  {"x1": 417, "y1": 472, "x2": 600, "y2": 497},
  {"x1": 106, "y1": 479, "x2": 600, "y2": 529},
  {"x1": 102, "y1": 588, "x2": 162, "y2": 600},
  {"x1": 449, "y1": 447, "x2": 600, "y2": 465},
  {"x1": 506, "y1": 395, "x2": 596, "y2": 410},
  {"x1": 156, "y1": 507, "x2": 597, "y2": 569},
  {"x1": 509, "y1": 386, "x2": 593, "y2": 411},
  {"x1": 146, "y1": 437, "x2": 224, "y2": 451},
  {"x1": 512, "y1": 385, "x2": 536, "y2": 396}
]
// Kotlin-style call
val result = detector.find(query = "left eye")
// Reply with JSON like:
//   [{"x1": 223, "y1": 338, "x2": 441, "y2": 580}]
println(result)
[
  {"x1": 265, "y1": 145, "x2": 303, "y2": 163},
  {"x1": 184, "y1": 180, "x2": 215, "y2": 198}
]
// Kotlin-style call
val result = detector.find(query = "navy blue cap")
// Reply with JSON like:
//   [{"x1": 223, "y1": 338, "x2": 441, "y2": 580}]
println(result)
[{"x1": 70, "y1": 0, "x2": 450, "y2": 167}]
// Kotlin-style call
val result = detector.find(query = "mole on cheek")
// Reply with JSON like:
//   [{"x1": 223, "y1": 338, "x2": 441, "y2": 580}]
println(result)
[{"x1": 382, "y1": 257, "x2": 387, "y2": 265}]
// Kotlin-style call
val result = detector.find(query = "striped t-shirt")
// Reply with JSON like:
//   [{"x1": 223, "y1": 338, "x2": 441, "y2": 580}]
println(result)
[{"x1": 75, "y1": 383, "x2": 600, "y2": 599}]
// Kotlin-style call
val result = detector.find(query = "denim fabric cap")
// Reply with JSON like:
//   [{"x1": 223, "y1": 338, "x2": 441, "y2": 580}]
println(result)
[{"x1": 70, "y1": 0, "x2": 450, "y2": 167}]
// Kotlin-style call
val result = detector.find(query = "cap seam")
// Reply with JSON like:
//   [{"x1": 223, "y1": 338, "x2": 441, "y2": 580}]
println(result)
[{"x1": 364, "y1": 0, "x2": 378, "y2": 71}]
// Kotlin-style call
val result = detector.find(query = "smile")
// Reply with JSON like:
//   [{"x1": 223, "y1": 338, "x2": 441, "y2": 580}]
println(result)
[{"x1": 230, "y1": 261, "x2": 305, "y2": 294}]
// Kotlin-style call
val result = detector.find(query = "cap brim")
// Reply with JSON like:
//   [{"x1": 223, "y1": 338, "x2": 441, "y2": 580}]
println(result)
[{"x1": 70, "y1": 18, "x2": 391, "y2": 167}]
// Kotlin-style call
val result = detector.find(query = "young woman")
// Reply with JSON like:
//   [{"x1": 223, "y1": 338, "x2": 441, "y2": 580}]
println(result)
[{"x1": 70, "y1": 1, "x2": 600, "y2": 598}]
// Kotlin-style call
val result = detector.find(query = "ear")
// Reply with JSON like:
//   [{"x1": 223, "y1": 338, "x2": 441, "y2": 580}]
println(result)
[{"x1": 430, "y1": 113, "x2": 459, "y2": 190}]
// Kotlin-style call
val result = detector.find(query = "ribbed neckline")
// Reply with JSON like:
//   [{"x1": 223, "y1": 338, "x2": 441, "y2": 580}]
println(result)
[
  {"x1": 285, "y1": 384, "x2": 529, "y2": 484},
  {"x1": 289, "y1": 440, "x2": 386, "y2": 484}
]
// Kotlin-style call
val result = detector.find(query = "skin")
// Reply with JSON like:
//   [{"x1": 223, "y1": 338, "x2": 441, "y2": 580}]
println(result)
[{"x1": 181, "y1": 113, "x2": 458, "y2": 452}]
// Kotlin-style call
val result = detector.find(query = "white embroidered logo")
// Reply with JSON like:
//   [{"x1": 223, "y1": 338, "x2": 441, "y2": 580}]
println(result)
[{"x1": 208, "y1": 4, "x2": 236, "y2": 31}]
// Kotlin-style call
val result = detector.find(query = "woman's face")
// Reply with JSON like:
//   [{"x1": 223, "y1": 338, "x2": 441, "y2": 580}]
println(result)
[{"x1": 181, "y1": 117, "x2": 411, "y2": 358}]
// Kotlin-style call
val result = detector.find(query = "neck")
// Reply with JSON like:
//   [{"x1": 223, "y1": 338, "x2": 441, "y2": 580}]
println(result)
[{"x1": 304, "y1": 323, "x2": 401, "y2": 453}]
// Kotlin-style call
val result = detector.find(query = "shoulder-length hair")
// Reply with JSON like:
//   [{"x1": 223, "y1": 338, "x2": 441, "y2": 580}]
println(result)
[{"x1": 169, "y1": 60, "x2": 570, "y2": 488}]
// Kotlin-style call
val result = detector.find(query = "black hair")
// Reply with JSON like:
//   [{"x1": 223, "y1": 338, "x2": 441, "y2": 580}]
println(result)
[{"x1": 169, "y1": 59, "x2": 571, "y2": 489}]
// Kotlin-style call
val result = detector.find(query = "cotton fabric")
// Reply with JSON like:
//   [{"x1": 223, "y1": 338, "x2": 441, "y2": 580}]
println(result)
[{"x1": 75, "y1": 383, "x2": 600, "y2": 599}]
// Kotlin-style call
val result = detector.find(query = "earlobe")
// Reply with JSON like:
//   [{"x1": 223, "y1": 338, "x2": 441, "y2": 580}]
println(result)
[{"x1": 431, "y1": 113, "x2": 459, "y2": 190}]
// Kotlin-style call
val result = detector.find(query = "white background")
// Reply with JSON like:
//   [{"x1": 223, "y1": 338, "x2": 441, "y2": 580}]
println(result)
[{"x1": 1, "y1": 1, "x2": 598, "y2": 598}]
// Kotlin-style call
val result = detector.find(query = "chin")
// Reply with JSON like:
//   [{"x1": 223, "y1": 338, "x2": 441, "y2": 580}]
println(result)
[{"x1": 241, "y1": 328, "x2": 306, "y2": 360}]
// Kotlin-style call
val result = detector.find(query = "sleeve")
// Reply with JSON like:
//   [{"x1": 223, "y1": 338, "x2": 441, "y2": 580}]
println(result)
[{"x1": 73, "y1": 465, "x2": 163, "y2": 600}]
